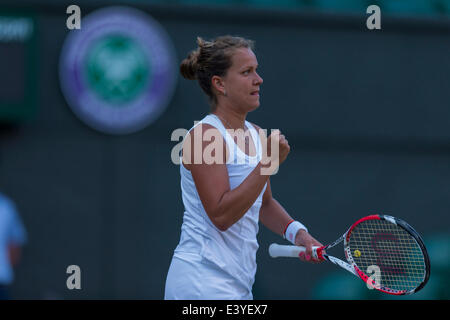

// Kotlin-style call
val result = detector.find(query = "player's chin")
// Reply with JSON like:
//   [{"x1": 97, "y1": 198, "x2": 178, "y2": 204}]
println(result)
[{"x1": 247, "y1": 98, "x2": 260, "y2": 111}]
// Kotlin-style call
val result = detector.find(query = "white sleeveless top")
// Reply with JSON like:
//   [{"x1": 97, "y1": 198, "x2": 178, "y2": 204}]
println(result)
[{"x1": 174, "y1": 114, "x2": 267, "y2": 294}]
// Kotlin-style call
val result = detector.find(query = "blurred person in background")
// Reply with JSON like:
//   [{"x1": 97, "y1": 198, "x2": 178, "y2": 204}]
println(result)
[
  {"x1": 165, "y1": 35, "x2": 323, "y2": 300},
  {"x1": 0, "y1": 192, "x2": 27, "y2": 300}
]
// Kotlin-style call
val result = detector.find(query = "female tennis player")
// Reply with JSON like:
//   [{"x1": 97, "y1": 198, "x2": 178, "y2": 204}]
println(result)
[{"x1": 164, "y1": 35, "x2": 323, "y2": 300}]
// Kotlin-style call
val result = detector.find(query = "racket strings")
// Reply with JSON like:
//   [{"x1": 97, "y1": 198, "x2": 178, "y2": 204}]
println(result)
[{"x1": 348, "y1": 219, "x2": 426, "y2": 292}]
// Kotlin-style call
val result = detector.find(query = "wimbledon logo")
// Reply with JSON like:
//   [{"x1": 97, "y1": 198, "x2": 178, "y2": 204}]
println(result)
[{"x1": 59, "y1": 6, "x2": 177, "y2": 135}]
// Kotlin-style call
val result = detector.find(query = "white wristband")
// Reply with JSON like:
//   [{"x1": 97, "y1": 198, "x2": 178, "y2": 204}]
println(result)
[{"x1": 284, "y1": 221, "x2": 308, "y2": 245}]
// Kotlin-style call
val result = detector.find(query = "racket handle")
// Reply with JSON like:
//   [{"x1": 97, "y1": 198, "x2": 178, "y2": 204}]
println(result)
[{"x1": 269, "y1": 243, "x2": 322, "y2": 259}]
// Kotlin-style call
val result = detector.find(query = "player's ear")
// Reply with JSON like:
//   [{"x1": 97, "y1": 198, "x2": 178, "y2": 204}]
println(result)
[{"x1": 211, "y1": 75, "x2": 226, "y2": 96}]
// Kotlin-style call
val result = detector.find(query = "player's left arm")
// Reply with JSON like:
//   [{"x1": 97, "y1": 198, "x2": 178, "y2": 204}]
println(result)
[
  {"x1": 258, "y1": 179, "x2": 291, "y2": 237},
  {"x1": 250, "y1": 121, "x2": 297, "y2": 237},
  {"x1": 259, "y1": 179, "x2": 323, "y2": 263}
]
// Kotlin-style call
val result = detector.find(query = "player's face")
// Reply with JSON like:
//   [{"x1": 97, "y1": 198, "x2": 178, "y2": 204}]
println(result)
[{"x1": 224, "y1": 48, "x2": 263, "y2": 111}]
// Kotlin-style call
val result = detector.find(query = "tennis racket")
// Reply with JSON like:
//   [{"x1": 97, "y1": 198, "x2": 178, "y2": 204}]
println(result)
[{"x1": 269, "y1": 214, "x2": 431, "y2": 295}]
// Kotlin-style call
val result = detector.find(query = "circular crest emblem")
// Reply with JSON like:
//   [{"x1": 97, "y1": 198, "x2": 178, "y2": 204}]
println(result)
[{"x1": 59, "y1": 6, "x2": 177, "y2": 134}]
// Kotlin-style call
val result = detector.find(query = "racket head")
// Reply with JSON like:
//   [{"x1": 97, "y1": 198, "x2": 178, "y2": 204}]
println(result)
[{"x1": 343, "y1": 214, "x2": 431, "y2": 295}]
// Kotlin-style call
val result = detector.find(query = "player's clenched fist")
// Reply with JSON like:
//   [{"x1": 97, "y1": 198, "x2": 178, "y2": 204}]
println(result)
[{"x1": 260, "y1": 129, "x2": 290, "y2": 175}]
